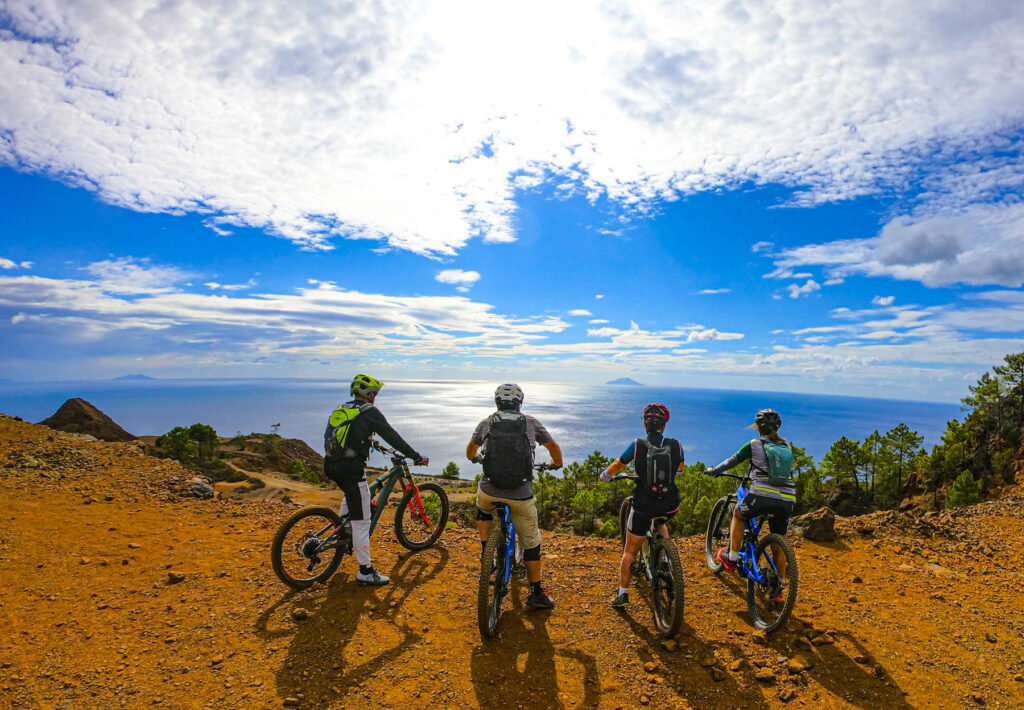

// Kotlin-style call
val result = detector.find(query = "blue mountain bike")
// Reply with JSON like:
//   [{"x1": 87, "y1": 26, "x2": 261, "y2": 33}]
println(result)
[
  {"x1": 705, "y1": 472, "x2": 798, "y2": 633},
  {"x1": 478, "y1": 462, "x2": 553, "y2": 639}
]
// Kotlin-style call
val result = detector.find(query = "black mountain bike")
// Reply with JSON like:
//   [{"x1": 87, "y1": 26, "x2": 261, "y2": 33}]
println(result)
[
  {"x1": 614, "y1": 475, "x2": 685, "y2": 638},
  {"x1": 271, "y1": 440, "x2": 449, "y2": 590},
  {"x1": 705, "y1": 472, "x2": 798, "y2": 632}
]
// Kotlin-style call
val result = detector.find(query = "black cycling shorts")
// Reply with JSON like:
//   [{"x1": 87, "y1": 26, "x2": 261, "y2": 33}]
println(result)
[
  {"x1": 625, "y1": 504, "x2": 678, "y2": 537},
  {"x1": 737, "y1": 493, "x2": 793, "y2": 535}
]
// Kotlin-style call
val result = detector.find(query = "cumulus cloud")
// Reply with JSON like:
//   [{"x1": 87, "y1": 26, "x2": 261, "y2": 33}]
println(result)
[
  {"x1": 589, "y1": 318, "x2": 610, "y2": 324},
  {"x1": 787, "y1": 279, "x2": 821, "y2": 299},
  {"x1": 1, "y1": 1, "x2": 1023, "y2": 255},
  {"x1": 872, "y1": 295, "x2": 895, "y2": 306},
  {"x1": 568, "y1": 309, "x2": 593, "y2": 316},
  {"x1": 595, "y1": 294, "x2": 605, "y2": 299},
  {"x1": 83, "y1": 257, "x2": 190, "y2": 295},
  {"x1": 0, "y1": 258, "x2": 32, "y2": 270},
  {"x1": 769, "y1": 202, "x2": 1024, "y2": 288},
  {"x1": 435, "y1": 269, "x2": 481, "y2": 288},
  {"x1": 698, "y1": 288, "x2": 730, "y2": 295}
]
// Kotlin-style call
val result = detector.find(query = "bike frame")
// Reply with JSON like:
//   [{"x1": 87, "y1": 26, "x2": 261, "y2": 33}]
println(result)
[
  {"x1": 495, "y1": 504, "x2": 518, "y2": 589},
  {"x1": 728, "y1": 480, "x2": 778, "y2": 586}
]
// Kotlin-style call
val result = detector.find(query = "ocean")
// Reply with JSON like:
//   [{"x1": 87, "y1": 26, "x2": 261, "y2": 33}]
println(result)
[{"x1": 0, "y1": 379, "x2": 962, "y2": 478}]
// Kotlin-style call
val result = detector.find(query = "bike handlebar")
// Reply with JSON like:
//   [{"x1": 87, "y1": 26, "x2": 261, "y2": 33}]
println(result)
[
  {"x1": 711, "y1": 471, "x2": 750, "y2": 482},
  {"x1": 609, "y1": 474, "x2": 639, "y2": 482},
  {"x1": 371, "y1": 440, "x2": 428, "y2": 466},
  {"x1": 470, "y1": 456, "x2": 558, "y2": 471}
]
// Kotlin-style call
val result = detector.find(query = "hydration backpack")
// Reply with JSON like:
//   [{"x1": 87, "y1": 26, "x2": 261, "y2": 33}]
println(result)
[
  {"x1": 758, "y1": 438, "x2": 795, "y2": 486},
  {"x1": 324, "y1": 402, "x2": 371, "y2": 457},
  {"x1": 639, "y1": 437, "x2": 675, "y2": 502},
  {"x1": 482, "y1": 411, "x2": 533, "y2": 489}
]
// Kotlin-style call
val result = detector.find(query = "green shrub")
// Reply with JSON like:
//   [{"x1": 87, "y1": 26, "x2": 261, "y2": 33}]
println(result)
[
  {"x1": 946, "y1": 469, "x2": 982, "y2": 509},
  {"x1": 442, "y1": 461, "x2": 460, "y2": 479},
  {"x1": 287, "y1": 458, "x2": 320, "y2": 484}
]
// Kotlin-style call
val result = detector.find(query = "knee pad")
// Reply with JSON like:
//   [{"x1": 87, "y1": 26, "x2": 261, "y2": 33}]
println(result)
[
  {"x1": 523, "y1": 544, "x2": 541, "y2": 561},
  {"x1": 476, "y1": 509, "x2": 493, "y2": 522}
]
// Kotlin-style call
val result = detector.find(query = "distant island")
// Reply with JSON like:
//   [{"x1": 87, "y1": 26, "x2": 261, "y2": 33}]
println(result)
[
  {"x1": 606, "y1": 377, "x2": 643, "y2": 386},
  {"x1": 114, "y1": 374, "x2": 155, "y2": 381}
]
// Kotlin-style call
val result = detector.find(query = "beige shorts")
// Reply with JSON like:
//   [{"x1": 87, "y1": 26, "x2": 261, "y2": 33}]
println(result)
[{"x1": 476, "y1": 489, "x2": 542, "y2": 549}]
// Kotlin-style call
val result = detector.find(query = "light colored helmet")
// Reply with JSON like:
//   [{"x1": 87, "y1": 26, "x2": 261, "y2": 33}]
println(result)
[
  {"x1": 494, "y1": 383, "x2": 524, "y2": 411},
  {"x1": 351, "y1": 373, "x2": 383, "y2": 399}
]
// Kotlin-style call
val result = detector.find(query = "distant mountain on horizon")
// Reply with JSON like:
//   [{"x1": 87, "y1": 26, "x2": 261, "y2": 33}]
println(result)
[
  {"x1": 606, "y1": 377, "x2": 643, "y2": 386},
  {"x1": 113, "y1": 374, "x2": 155, "y2": 381}
]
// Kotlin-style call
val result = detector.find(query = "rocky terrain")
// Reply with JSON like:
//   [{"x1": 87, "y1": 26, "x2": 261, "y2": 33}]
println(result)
[
  {"x1": 37, "y1": 398, "x2": 135, "y2": 442},
  {"x1": 2, "y1": 413, "x2": 1023, "y2": 709}
]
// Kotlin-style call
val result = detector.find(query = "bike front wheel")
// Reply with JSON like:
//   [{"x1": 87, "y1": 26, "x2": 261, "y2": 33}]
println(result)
[
  {"x1": 705, "y1": 497, "x2": 733, "y2": 574},
  {"x1": 270, "y1": 506, "x2": 346, "y2": 590},
  {"x1": 394, "y1": 482, "x2": 450, "y2": 550},
  {"x1": 478, "y1": 525, "x2": 508, "y2": 639},
  {"x1": 650, "y1": 537, "x2": 685, "y2": 638},
  {"x1": 747, "y1": 533, "x2": 799, "y2": 633}
]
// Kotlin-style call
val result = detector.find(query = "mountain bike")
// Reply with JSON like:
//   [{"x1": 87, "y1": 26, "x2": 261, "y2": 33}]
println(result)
[
  {"x1": 478, "y1": 462, "x2": 553, "y2": 640},
  {"x1": 614, "y1": 475, "x2": 685, "y2": 638},
  {"x1": 705, "y1": 472, "x2": 798, "y2": 632},
  {"x1": 271, "y1": 440, "x2": 449, "y2": 590}
]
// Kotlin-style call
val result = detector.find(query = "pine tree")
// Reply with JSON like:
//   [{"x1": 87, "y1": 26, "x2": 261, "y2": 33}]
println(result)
[{"x1": 945, "y1": 470, "x2": 982, "y2": 509}]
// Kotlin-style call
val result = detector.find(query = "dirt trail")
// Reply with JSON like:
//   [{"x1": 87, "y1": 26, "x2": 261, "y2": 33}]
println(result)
[{"x1": 2, "y1": 415, "x2": 1023, "y2": 709}]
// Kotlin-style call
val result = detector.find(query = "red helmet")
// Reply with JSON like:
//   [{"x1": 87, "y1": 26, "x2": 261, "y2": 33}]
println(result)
[{"x1": 642, "y1": 403, "x2": 670, "y2": 423}]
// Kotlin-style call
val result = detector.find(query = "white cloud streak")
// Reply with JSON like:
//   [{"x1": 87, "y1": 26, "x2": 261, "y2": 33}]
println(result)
[
  {"x1": 0, "y1": 258, "x2": 32, "y2": 270},
  {"x1": 435, "y1": 269, "x2": 481, "y2": 287}
]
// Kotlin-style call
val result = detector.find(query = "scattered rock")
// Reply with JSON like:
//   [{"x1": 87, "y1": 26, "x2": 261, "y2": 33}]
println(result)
[
  {"x1": 643, "y1": 661, "x2": 658, "y2": 673},
  {"x1": 283, "y1": 699, "x2": 300, "y2": 708},
  {"x1": 728, "y1": 659, "x2": 744, "y2": 672},
  {"x1": 851, "y1": 575, "x2": 863, "y2": 584},
  {"x1": 710, "y1": 668, "x2": 727, "y2": 682},
  {"x1": 970, "y1": 691, "x2": 985, "y2": 705},
  {"x1": 210, "y1": 655, "x2": 224, "y2": 666},
  {"x1": 699, "y1": 656, "x2": 717, "y2": 668},
  {"x1": 190, "y1": 476, "x2": 215, "y2": 500},
  {"x1": 166, "y1": 571, "x2": 185, "y2": 585},
  {"x1": 291, "y1": 608, "x2": 310, "y2": 621},
  {"x1": 788, "y1": 655, "x2": 814, "y2": 671},
  {"x1": 38, "y1": 398, "x2": 134, "y2": 441},
  {"x1": 755, "y1": 668, "x2": 776, "y2": 683},
  {"x1": 779, "y1": 687, "x2": 798, "y2": 702}
]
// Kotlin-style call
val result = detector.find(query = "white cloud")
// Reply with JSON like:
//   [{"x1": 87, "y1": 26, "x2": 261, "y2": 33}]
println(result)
[
  {"x1": 872, "y1": 295, "x2": 895, "y2": 306},
  {"x1": 588, "y1": 318, "x2": 610, "y2": 324},
  {"x1": 0, "y1": 258, "x2": 32, "y2": 270},
  {"x1": 568, "y1": 309, "x2": 593, "y2": 316},
  {"x1": 823, "y1": 278, "x2": 845, "y2": 286},
  {"x1": 83, "y1": 257, "x2": 190, "y2": 295},
  {"x1": 787, "y1": 279, "x2": 821, "y2": 299},
  {"x1": 435, "y1": 269, "x2": 481, "y2": 287},
  {"x1": 206, "y1": 276, "x2": 258, "y2": 291},
  {"x1": 11, "y1": 312, "x2": 26, "y2": 325},
  {"x1": 698, "y1": 288, "x2": 730, "y2": 295},
  {"x1": 751, "y1": 242, "x2": 774, "y2": 254},
  {"x1": 770, "y1": 202, "x2": 1024, "y2": 287},
  {"x1": 595, "y1": 294, "x2": 604, "y2": 299},
  {"x1": 1, "y1": 2, "x2": 1023, "y2": 255}
]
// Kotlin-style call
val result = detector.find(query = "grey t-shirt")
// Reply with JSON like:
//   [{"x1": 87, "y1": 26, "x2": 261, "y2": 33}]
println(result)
[{"x1": 472, "y1": 412, "x2": 552, "y2": 500}]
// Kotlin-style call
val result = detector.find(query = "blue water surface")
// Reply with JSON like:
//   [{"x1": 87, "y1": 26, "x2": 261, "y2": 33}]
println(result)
[{"x1": 0, "y1": 379, "x2": 962, "y2": 478}]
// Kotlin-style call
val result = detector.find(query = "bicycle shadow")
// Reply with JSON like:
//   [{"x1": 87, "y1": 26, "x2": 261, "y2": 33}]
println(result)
[
  {"x1": 470, "y1": 612, "x2": 600, "y2": 710},
  {"x1": 615, "y1": 604, "x2": 770, "y2": 710},
  {"x1": 256, "y1": 546, "x2": 449, "y2": 704}
]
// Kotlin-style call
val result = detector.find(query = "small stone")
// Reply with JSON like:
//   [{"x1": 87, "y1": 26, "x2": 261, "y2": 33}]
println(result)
[
  {"x1": 779, "y1": 687, "x2": 797, "y2": 702},
  {"x1": 643, "y1": 661, "x2": 658, "y2": 673},
  {"x1": 167, "y1": 572, "x2": 185, "y2": 585},
  {"x1": 80, "y1": 557, "x2": 91, "y2": 565},
  {"x1": 291, "y1": 608, "x2": 310, "y2": 621},
  {"x1": 728, "y1": 660, "x2": 744, "y2": 672},
  {"x1": 984, "y1": 633, "x2": 996, "y2": 643},
  {"x1": 848, "y1": 596, "x2": 858, "y2": 603},
  {"x1": 660, "y1": 639, "x2": 677, "y2": 652},
  {"x1": 755, "y1": 668, "x2": 776, "y2": 683},
  {"x1": 127, "y1": 543, "x2": 141, "y2": 549},
  {"x1": 811, "y1": 634, "x2": 835, "y2": 646},
  {"x1": 639, "y1": 695, "x2": 650, "y2": 705},
  {"x1": 851, "y1": 575, "x2": 863, "y2": 583},
  {"x1": 210, "y1": 655, "x2": 224, "y2": 666},
  {"x1": 970, "y1": 692, "x2": 985, "y2": 705},
  {"x1": 283, "y1": 699, "x2": 300, "y2": 708},
  {"x1": 710, "y1": 668, "x2": 727, "y2": 682},
  {"x1": 788, "y1": 655, "x2": 813, "y2": 671}
]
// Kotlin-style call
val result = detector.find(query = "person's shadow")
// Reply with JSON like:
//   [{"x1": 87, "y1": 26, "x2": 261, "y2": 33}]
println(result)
[
  {"x1": 471, "y1": 611, "x2": 600, "y2": 709},
  {"x1": 256, "y1": 546, "x2": 449, "y2": 705}
]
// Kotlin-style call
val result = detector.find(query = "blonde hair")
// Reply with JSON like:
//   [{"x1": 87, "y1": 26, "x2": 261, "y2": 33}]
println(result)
[{"x1": 758, "y1": 426, "x2": 786, "y2": 444}]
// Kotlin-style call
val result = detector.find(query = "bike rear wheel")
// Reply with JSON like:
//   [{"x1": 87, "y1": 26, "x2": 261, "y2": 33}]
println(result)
[
  {"x1": 394, "y1": 481, "x2": 450, "y2": 550},
  {"x1": 478, "y1": 525, "x2": 508, "y2": 639},
  {"x1": 747, "y1": 533, "x2": 799, "y2": 633},
  {"x1": 650, "y1": 537, "x2": 685, "y2": 638},
  {"x1": 618, "y1": 496, "x2": 631, "y2": 548},
  {"x1": 705, "y1": 497, "x2": 732, "y2": 574},
  {"x1": 271, "y1": 506, "x2": 346, "y2": 590}
]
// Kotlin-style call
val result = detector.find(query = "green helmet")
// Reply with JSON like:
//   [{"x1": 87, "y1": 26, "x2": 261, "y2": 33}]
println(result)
[{"x1": 351, "y1": 373, "x2": 383, "y2": 399}]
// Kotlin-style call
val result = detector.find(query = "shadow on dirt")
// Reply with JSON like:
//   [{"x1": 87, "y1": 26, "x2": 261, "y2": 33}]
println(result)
[
  {"x1": 256, "y1": 546, "x2": 449, "y2": 706},
  {"x1": 471, "y1": 610, "x2": 600, "y2": 710}
]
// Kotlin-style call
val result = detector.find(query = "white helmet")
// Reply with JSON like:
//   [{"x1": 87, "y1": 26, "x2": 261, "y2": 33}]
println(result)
[{"x1": 494, "y1": 383, "x2": 524, "y2": 411}]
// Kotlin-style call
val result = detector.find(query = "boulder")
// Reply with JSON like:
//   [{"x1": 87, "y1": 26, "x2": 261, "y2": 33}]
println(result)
[
  {"x1": 189, "y1": 475, "x2": 215, "y2": 499},
  {"x1": 38, "y1": 398, "x2": 134, "y2": 442},
  {"x1": 791, "y1": 506, "x2": 836, "y2": 541}
]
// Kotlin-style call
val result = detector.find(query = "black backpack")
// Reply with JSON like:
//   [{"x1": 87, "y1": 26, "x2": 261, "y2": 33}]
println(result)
[
  {"x1": 482, "y1": 411, "x2": 533, "y2": 489},
  {"x1": 637, "y1": 436, "x2": 676, "y2": 502}
]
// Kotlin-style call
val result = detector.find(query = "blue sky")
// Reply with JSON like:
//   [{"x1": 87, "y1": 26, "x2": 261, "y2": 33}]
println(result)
[{"x1": 1, "y1": 1, "x2": 1023, "y2": 401}]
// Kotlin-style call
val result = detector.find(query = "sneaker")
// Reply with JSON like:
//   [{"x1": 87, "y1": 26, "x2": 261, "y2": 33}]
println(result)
[
  {"x1": 717, "y1": 549, "x2": 737, "y2": 572},
  {"x1": 356, "y1": 567, "x2": 390, "y2": 586},
  {"x1": 769, "y1": 579, "x2": 785, "y2": 605},
  {"x1": 610, "y1": 591, "x2": 630, "y2": 608},
  {"x1": 511, "y1": 562, "x2": 527, "y2": 580},
  {"x1": 525, "y1": 587, "x2": 555, "y2": 610}
]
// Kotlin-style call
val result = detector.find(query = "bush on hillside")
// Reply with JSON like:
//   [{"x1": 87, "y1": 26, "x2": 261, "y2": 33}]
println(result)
[
  {"x1": 946, "y1": 469, "x2": 982, "y2": 509},
  {"x1": 287, "y1": 458, "x2": 320, "y2": 484},
  {"x1": 442, "y1": 461, "x2": 460, "y2": 479}
]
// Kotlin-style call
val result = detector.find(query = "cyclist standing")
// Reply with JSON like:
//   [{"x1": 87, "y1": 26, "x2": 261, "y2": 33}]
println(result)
[
  {"x1": 600, "y1": 403, "x2": 684, "y2": 608},
  {"x1": 708, "y1": 408, "x2": 795, "y2": 602},
  {"x1": 323, "y1": 374, "x2": 427, "y2": 587},
  {"x1": 467, "y1": 383, "x2": 563, "y2": 610}
]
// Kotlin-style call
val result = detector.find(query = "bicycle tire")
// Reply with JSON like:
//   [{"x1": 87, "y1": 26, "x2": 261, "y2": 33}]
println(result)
[
  {"x1": 747, "y1": 533, "x2": 799, "y2": 633},
  {"x1": 618, "y1": 496, "x2": 632, "y2": 548},
  {"x1": 271, "y1": 506, "x2": 345, "y2": 590},
  {"x1": 394, "y1": 481, "x2": 450, "y2": 550},
  {"x1": 478, "y1": 524, "x2": 507, "y2": 639},
  {"x1": 705, "y1": 497, "x2": 732, "y2": 574},
  {"x1": 650, "y1": 536, "x2": 685, "y2": 638}
]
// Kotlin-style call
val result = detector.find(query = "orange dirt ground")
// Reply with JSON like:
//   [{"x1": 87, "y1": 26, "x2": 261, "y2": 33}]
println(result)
[{"x1": 2, "y1": 414, "x2": 1023, "y2": 709}]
